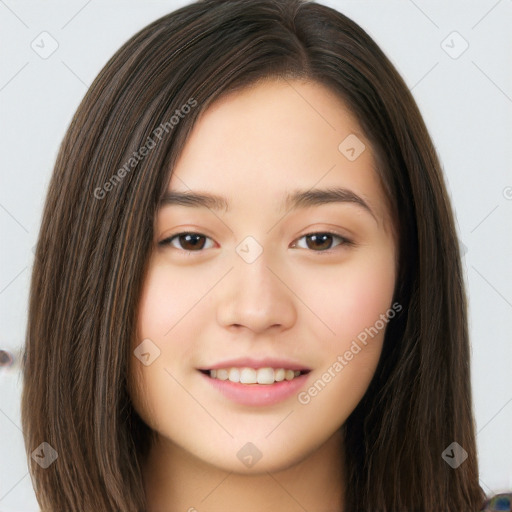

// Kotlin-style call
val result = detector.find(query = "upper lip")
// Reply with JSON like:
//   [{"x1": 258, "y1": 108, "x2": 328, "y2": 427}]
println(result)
[{"x1": 198, "y1": 357, "x2": 311, "y2": 372}]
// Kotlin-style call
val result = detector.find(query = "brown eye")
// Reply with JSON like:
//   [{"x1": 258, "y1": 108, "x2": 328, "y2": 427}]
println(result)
[
  {"x1": 159, "y1": 232, "x2": 214, "y2": 252},
  {"x1": 292, "y1": 232, "x2": 353, "y2": 252}
]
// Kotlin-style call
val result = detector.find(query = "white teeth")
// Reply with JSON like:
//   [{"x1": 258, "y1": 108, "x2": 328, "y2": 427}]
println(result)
[
  {"x1": 208, "y1": 367, "x2": 304, "y2": 385},
  {"x1": 274, "y1": 368, "x2": 285, "y2": 382},
  {"x1": 228, "y1": 368, "x2": 240, "y2": 382},
  {"x1": 257, "y1": 367, "x2": 274, "y2": 384},
  {"x1": 239, "y1": 368, "x2": 257, "y2": 384},
  {"x1": 216, "y1": 369, "x2": 229, "y2": 381}
]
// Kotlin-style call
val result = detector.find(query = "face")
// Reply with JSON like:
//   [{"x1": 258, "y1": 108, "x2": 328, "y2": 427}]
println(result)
[{"x1": 128, "y1": 79, "x2": 398, "y2": 474}]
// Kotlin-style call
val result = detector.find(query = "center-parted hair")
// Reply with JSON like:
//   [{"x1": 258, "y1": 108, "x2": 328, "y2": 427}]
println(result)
[{"x1": 21, "y1": 0, "x2": 485, "y2": 510}]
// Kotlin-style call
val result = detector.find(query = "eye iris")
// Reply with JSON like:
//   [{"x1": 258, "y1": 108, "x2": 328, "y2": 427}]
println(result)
[
  {"x1": 306, "y1": 233, "x2": 333, "y2": 251},
  {"x1": 179, "y1": 233, "x2": 206, "y2": 251}
]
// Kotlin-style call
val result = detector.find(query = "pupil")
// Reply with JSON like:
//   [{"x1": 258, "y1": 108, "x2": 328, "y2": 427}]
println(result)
[
  {"x1": 308, "y1": 233, "x2": 331, "y2": 250},
  {"x1": 181, "y1": 234, "x2": 204, "y2": 250}
]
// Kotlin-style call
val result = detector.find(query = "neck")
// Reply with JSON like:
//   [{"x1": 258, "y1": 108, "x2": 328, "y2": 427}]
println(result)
[{"x1": 142, "y1": 428, "x2": 345, "y2": 512}]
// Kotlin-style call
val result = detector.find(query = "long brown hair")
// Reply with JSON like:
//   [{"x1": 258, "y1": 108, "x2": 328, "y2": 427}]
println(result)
[{"x1": 21, "y1": 0, "x2": 486, "y2": 509}]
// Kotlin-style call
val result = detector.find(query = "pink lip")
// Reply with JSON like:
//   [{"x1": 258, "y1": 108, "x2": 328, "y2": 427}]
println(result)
[
  {"x1": 199, "y1": 370, "x2": 311, "y2": 407},
  {"x1": 197, "y1": 357, "x2": 311, "y2": 371}
]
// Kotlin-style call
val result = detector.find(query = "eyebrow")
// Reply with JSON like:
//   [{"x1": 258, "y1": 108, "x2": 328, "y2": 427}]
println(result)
[
  {"x1": 159, "y1": 186, "x2": 377, "y2": 223},
  {"x1": 159, "y1": 190, "x2": 229, "y2": 212},
  {"x1": 283, "y1": 187, "x2": 377, "y2": 223}
]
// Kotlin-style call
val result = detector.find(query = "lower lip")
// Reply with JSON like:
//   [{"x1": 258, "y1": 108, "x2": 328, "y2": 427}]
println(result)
[{"x1": 199, "y1": 371, "x2": 310, "y2": 406}]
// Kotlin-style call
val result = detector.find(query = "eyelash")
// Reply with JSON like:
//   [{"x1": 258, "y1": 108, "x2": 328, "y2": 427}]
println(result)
[{"x1": 158, "y1": 231, "x2": 355, "y2": 255}]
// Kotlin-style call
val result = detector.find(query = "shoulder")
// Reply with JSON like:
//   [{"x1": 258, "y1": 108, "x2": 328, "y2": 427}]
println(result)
[{"x1": 481, "y1": 492, "x2": 512, "y2": 511}]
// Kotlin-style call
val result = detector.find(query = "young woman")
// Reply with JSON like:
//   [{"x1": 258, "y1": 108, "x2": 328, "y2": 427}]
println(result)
[{"x1": 21, "y1": 0, "x2": 509, "y2": 510}]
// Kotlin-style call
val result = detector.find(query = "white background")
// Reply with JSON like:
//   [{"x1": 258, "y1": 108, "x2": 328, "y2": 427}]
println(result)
[{"x1": 1, "y1": 1, "x2": 511, "y2": 510}]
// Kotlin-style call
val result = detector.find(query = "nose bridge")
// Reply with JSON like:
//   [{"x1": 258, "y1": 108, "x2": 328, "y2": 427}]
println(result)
[{"x1": 216, "y1": 237, "x2": 296, "y2": 333}]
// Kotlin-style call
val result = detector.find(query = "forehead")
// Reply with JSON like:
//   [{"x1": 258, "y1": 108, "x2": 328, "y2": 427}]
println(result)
[{"x1": 163, "y1": 79, "x2": 392, "y2": 234}]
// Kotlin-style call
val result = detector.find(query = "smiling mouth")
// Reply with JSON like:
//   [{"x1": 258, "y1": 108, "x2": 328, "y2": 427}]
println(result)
[{"x1": 199, "y1": 367, "x2": 310, "y2": 385}]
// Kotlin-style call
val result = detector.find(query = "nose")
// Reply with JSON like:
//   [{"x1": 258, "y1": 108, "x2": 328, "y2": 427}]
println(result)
[{"x1": 216, "y1": 251, "x2": 297, "y2": 335}]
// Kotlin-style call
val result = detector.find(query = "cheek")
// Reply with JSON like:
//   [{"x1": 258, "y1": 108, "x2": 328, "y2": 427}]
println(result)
[
  {"x1": 129, "y1": 260, "x2": 223, "y2": 427},
  {"x1": 129, "y1": 265, "x2": 186, "y2": 429},
  {"x1": 135, "y1": 262, "x2": 206, "y2": 339},
  {"x1": 128, "y1": 359, "x2": 198, "y2": 437},
  {"x1": 301, "y1": 248, "x2": 397, "y2": 345},
  {"x1": 136, "y1": 283, "x2": 168, "y2": 341},
  {"x1": 294, "y1": 257, "x2": 395, "y2": 420}
]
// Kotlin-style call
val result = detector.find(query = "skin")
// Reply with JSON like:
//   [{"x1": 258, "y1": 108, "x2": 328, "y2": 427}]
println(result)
[{"x1": 128, "y1": 78, "x2": 398, "y2": 512}]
